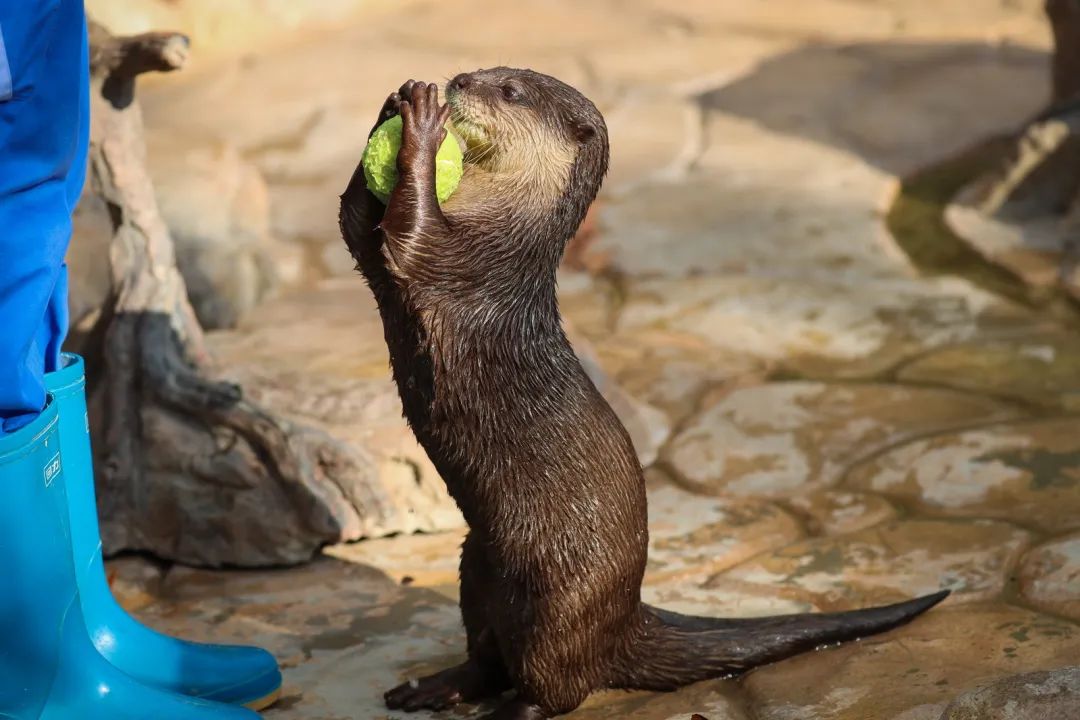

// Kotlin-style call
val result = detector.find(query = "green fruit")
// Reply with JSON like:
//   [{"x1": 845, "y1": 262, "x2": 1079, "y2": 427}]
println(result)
[{"x1": 361, "y1": 114, "x2": 463, "y2": 205}]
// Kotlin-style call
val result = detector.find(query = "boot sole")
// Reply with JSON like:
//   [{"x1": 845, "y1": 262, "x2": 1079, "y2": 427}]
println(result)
[{"x1": 244, "y1": 686, "x2": 282, "y2": 712}]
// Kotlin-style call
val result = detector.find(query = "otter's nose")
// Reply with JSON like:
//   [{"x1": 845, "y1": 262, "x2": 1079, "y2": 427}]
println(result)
[{"x1": 449, "y1": 73, "x2": 473, "y2": 91}]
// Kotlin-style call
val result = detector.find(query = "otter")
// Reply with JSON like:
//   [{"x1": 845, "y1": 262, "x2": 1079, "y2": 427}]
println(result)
[{"x1": 338, "y1": 68, "x2": 948, "y2": 720}]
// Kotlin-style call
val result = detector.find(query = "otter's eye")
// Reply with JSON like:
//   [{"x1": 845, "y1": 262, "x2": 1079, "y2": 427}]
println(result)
[{"x1": 501, "y1": 84, "x2": 524, "y2": 103}]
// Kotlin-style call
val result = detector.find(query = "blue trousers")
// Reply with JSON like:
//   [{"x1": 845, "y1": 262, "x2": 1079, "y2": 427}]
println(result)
[{"x1": 0, "y1": 0, "x2": 89, "y2": 433}]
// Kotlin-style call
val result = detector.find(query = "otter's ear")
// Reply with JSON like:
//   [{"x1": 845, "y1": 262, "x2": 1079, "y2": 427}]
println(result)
[{"x1": 572, "y1": 121, "x2": 595, "y2": 142}]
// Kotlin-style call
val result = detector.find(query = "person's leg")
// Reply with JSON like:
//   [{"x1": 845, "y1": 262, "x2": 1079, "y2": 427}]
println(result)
[
  {"x1": 47, "y1": 353, "x2": 284, "y2": 710},
  {"x1": 0, "y1": 2, "x2": 269, "y2": 717},
  {"x1": 0, "y1": 0, "x2": 85, "y2": 433}
]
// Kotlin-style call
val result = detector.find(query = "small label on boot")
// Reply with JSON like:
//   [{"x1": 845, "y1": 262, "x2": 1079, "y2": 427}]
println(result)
[{"x1": 44, "y1": 453, "x2": 61, "y2": 487}]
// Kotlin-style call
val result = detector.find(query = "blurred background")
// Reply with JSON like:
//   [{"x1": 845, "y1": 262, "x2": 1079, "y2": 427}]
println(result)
[{"x1": 74, "y1": 1, "x2": 1080, "y2": 719}]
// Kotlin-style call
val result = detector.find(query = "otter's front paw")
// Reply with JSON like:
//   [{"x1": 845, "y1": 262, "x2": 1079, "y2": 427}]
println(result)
[{"x1": 397, "y1": 81, "x2": 451, "y2": 174}]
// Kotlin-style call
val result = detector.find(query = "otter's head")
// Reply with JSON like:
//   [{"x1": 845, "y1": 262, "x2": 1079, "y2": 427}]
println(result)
[{"x1": 446, "y1": 67, "x2": 608, "y2": 243}]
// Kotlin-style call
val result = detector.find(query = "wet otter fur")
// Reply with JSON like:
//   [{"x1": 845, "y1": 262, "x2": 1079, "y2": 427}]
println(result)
[{"x1": 338, "y1": 68, "x2": 949, "y2": 720}]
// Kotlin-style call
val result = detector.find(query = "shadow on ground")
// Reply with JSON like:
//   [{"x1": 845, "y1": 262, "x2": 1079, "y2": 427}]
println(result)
[{"x1": 701, "y1": 40, "x2": 1049, "y2": 175}]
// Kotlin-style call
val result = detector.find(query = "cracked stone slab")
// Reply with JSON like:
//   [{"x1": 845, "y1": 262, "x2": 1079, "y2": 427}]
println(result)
[
  {"x1": 557, "y1": 270, "x2": 619, "y2": 341},
  {"x1": 615, "y1": 274, "x2": 1024, "y2": 377},
  {"x1": 591, "y1": 115, "x2": 901, "y2": 280},
  {"x1": 325, "y1": 530, "x2": 467, "y2": 592},
  {"x1": 572, "y1": 684, "x2": 748, "y2": 720},
  {"x1": 123, "y1": 557, "x2": 463, "y2": 720},
  {"x1": 603, "y1": 92, "x2": 702, "y2": 194},
  {"x1": 663, "y1": 382, "x2": 1018, "y2": 499},
  {"x1": 699, "y1": 41, "x2": 1048, "y2": 176},
  {"x1": 1018, "y1": 532, "x2": 1080, "y2": 622},
  {"x1": 897, "y1": 332, "x2": 1080, "y2": 410},
  {"x1": 743, "y1": 603, "x2": 1080, "y2": 720},
  {"x1": 204, "y1": 277, "x2": 668, "y2": 559},
  {"x1": 325, "y1": 484, "x2": 803, "y2": 598},
  {"x1": 207, "y1": 279, "x2": 466, "y2": 547},
  {"x1": 593, "y1": 326, "x2": 764, "y2": 425},
  {"x1": 707, "y1": 519, "x2": 1030, "y2": 607},
  {"x1": 645, "y1": 485, "x2": 802, "y2": 585},
  {"x1": 939, "y1": 665, "x2": 1080, "y2": 720},
  {"x1": 787, "y1": 490, "x2": 898, "y2": 536},
  {"x1": 847, "y1": 418, "x2": 1080, "y2": 535},
  {"x1": 573, "y1": 325, "x2": 672, "y2": 468}
]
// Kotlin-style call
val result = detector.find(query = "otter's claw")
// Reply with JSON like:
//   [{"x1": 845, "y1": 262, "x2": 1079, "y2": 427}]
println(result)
[{"x1": 369, "y1": 80, "x2": 426, "y2": 138}]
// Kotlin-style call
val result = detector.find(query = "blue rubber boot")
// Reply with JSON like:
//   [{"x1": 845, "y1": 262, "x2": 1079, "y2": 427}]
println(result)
[
  {"x1": 0, "y1": 397, "x2": 260, "y2": 720},
  {"x1": 46, "y1": 354, "x2": 283, "y2": 710}
]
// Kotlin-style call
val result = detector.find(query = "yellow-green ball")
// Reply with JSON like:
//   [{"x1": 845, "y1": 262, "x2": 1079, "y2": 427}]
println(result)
[{"x1": 361, "y1": 114, "x2": 463, "y2": 205}]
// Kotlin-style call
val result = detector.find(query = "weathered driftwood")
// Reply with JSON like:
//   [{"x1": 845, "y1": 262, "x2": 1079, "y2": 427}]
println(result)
[
  {"x1": 1049, "y1": 0, "x2": 1080, "y2": 104},
  {"x1": 85, "y1": 20, "x2": 384, "y2": 567},
  {"x1": 942, "y1": 2, "x2": 1080, "y2": 305}
]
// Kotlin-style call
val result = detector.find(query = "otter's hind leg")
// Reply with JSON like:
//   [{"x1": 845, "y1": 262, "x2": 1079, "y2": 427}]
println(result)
[
  {"x1": 384, "y1": 533, "x2": 511, "y2": 711},
  {"x1": 480, "y1": 580, "x2": 622, "y2": 720}
]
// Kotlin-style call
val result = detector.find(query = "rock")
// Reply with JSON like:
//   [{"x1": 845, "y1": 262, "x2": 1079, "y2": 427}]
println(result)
[
  {"x1": 943, "y1": 107, "x2": 1080, "y2": 304},
  {"x1": 847, "y1": 418, "x2": 1080, "y2": 534},
  {"x1": 140, "y1": 556, "x2": 464, "y2": 719},
  {"x1": 557, "y1": 269, "x2": 618, "y2": 341},
  {"x1": 325, "y1": 530, "x2": 466, "y2": 592},
  {"x1": 701, "y1": 41, "x2": 1049, "y2": 176},
  {"x1": 616, "y1": 274, "x2": 1019, "y2": 378},
  {"x1": 663, "y1": 382, "x2": 1018, "y2": 499},
  {"x1": 743, "y1": 604, "x2": 1080, "y2": 720},
  {"x1": 602, "y1": 92, "x2": 702, "y2": 193},
  {"x1": 641, "y1": 0, "x2": 1048, "y2": 44},
  {"x1": 67, "y1": 190, "x2": 115, "y2": 333},
  {"x1": 98, "y1": 279, "x2": 466, "y2": 566},
  {"x1": 139, "y1": 553, "x2": 754, "y2": 720},
  {"x1": 136, "y1": 13, "x2": 596, "y2": 288},
  {"x1": 897, "y1": 331, "x2": 1080, "y2": 411},
  {"x1": 146, "y1": 134, "x2": 283, "y2": 329},
  {"x1": 939, "y1": 666, "x2": 1080, "y2": 720},
  {"x1": 571, "y1": 325, "x2": 672, "y2": 467},
  {"x1": 787, "y1": 490, "x2": 898, "y2": 536},
  {"x1": 572, "y1": 684, "x2": 748, "y2": 720},
  {"x1": 68, "y1": 134, "x2": 292, "y2": 337},
  {"x1": 105, "y1": 556, "x2": 168, "y2": 613},
  {"x1": 323, "y1": 483, "x2": 804, "y2": 598},
  {"x1": 154, "y1": 276, "x2": 675, "y2": 565},
  {"x1": 645, "y1": 485, "x2": 802, "y2": 585},
  {"x1": 591, "y1": 120, "x2": 899, "y2": 279},
  {"x1": 84, "y1": 0, "x2": 374, "y2": 63},
  {"x1": 203, "y1": 279, "x2": 466, "y2": 535},
  {"x1": 593, "y1": 327, "x2": 764, "y2": 426},
  {"x1": 709, "y1": 519, "x2": 1030, "y2": 607},
  {"x1": 1018, "y1": 532, "x2": 1080, "y2": 622}
]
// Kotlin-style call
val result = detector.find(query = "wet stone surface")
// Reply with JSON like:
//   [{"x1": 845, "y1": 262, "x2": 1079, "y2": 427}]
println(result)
[
  {"x1": 663, "y1": 382, "x2": 1020, "y2": 499},
  {"x1": 939, "y1": 665, "x2": 1080, "y2": 720},
  {"x1": 706, "y1": 519, "x2": 1030, "y2": 608},
  {"x1": 85, "y1": 0, "x2": 1080, "y2": 716},
  {"x1": 786, "y1": 490, "x2": 899, "y2": 537},
  {"x1": 846, "y1": 419, "x2": 1080, "y2": 535},
  {"x1": 743, "y1": 604, "x2": 1080, "y2": 720},
  {"x1": 1018, "y1": 532, "x2": 1080, "y2": 622},
  {"x1": 896, "y1": 331, "x2": 1080, "y2": 411},
  {"x1": 644, "y1": 486, "x2": 802, "y2": 584}
]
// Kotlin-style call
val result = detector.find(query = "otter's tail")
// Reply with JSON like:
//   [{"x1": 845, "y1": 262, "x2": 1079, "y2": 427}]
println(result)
[{"x1": 610, "y1": 590, "x2": 949, "y2": 691}]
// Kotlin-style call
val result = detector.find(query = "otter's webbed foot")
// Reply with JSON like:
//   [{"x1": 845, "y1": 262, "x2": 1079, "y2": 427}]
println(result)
[{"x1": 384, "y1": 660, "x2": 507, "y2": 712}]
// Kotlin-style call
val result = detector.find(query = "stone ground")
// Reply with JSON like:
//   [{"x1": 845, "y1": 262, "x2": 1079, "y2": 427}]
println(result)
[{"x1": 87, "y1": 0, "x2": 1080, "y2": 718}]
